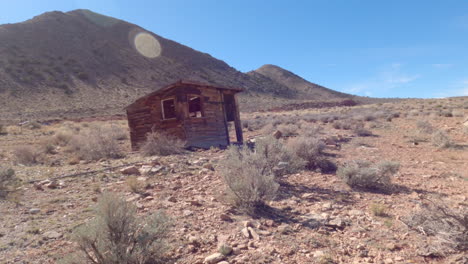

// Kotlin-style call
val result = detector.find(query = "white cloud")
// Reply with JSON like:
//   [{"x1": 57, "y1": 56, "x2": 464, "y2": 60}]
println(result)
[
  {"x1": 431, "y1": 63, "x2": 453, "y2": 69},
  {"x1": 343, "y1": 63, "x2": 420, "y2": 96}
]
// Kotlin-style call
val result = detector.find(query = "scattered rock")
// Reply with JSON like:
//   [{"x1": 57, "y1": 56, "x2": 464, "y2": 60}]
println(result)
[
  {"x1": 167, "y1": 196, "x2": 177, "y2": 203},
  {"x1": 29, "y1": 208, "x2": 41, "y2": 214},
  {"x1": 218, "y1": 243, "x2": 233, "y2": 256},
  {"x1": 120, "y1": 166, "x2": 140, "y2": 175},
  {"x1": 43, "y1": 231, "x2": 62, "y2": 240},
  {"x1": 204, "y1": 252, "x2": 225, "y2": 264},
  {"x1": 277, "y1": 224, "x2": 292, "y2": 234},
  {"x1": 241, "y1": 228, "x2": 250, "y2": 238},
  {"x1": 203, "y1": 163, "x2": 215, "y2": 171},
  {"x1": 272, "y1": 130, "x2": 282, "y2": 139},
  {"x1": 219, "y1": 214, "x2": 232, "y2": 222},
  {"x1": 247, "y1": 227, "x2": 260, "y2": 240}
]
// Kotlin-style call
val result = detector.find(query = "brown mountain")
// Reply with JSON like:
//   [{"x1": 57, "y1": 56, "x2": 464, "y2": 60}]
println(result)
[
  {"x1": 0, "y1": 10, "x2": 354, "y2": 120},
  {"x1": 249, "y1": 64, "x2": 356, "y2": 101}
]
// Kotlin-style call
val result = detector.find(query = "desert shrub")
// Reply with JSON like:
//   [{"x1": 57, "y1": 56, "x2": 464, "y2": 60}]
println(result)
[
  {"x1": 441, "y1": 111, "x2": 453, "y2": 117},
  {"x1": 40, "y1": 138, "x2": 57, "y2": 154},
  {"x1": 254, "y1": 136, "x2": 305, "y2": 177},
  {"x1": 277, "y1": 123, "x2": 299, "y2": 137},
  {"x1": 354, "y1": 127, "x2": 373, "y2": 137},
  {"x1": 416, "y1": 120, "x2": 434, "y2": 134},
  {"x1": 370, "y1": 203, "x2": 389, "y2": 217},
  {"x1": 333, "y1": 120, "x2": 352, "y2": 130},
  {"x1": 403, "y1": 198, "x2": 467, "y2": 256},
  {"x1": 140, "y1": 131, "x2": 185, "y2": 156},
  {"x1": 431, "y1": 130, "x2": 452, "y2": 148},
  {"x1": 287, "y1": 136, "x2": 336, "y2": 173},
  {"x1": 0, "y1": 124, "x2": 7, "y2": 135},
  {"x1": 126, "y1": 176, "x2": 143, "y2": 194},
  {"x1": 53, "y1": 129, "x2": 75, "y2": 146},
  {"x1": 68, "y1": 126, "x2": 124, "y2": 161},
  {"x1": 337, "y1": 160, "x2": 399, "y2": 192},
  {"x1": 13, "y1": 146, "x2": 40, "y2": 165},
  {"x1": 451, "y1": 109, "x2": 464, "y2": 117},
  {"x1": 71, "y1": 192, "x2": 170, "y2": 264},
  {"x1": 0, "y1": 167, "x2": 18, "y2": 199},
  {"x1": 220, "y1": 145, "x2": 279, "y2": 214}
]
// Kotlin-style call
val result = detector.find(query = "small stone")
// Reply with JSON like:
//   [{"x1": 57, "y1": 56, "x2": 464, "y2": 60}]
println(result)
[
  {"x1": 29, "y1": 208, "x2": 41, "y2": 214},
  {"x1": 243, "y1": 220, "x2": 253, "y2": 228},
  {"x1": 218, "y1": 262, "x2": 229, "y2": 264},
  {"x1": 384, "y1": 258, "x2": 393, "y2": 264},
  {"x1": 241, "y1": 227, "x2": 250, "y2": 238},
  {"x1": 247, "y1": 227, "x2": 260, "y2": 240},
  {"x1": 190, "y1": 200, "x2": 202, "y2": 206},
  {"x1": 272, "y1": 130, "x2": 282, "y2": 139},
  {"x1": 219, "y1": 214, "x2": 232, "y2": 222},
  {"x1": 120, "y1": 166, "x2": 141, "y2": 175},
  {"x1": 203, "y1": 163, "x2": 215, "y2": 171},
  {"x1": 43, "y1": 231, "x2": 62, "y2": 240},
  {"x1": 326, "y1": 217, "x2": 346, "y2": 229},
  {"x1": 204, "y1": 252, "x2": 225, "y2": 264},
  {"x1": 322, "y1": 202, "x2": 332, "y2": 210},
  {"x1": 183, "y1": 210, "x2": 193, "y2": 217},
  {"x1": 247, "y1": 241, "x2": 256, "y2": 248},
  {"x1": 167, "y1": 196, "x2": 177, "y2": 203},
  {"x1": 313, "y1": 250, "x2": 325, "y2": 258},
  {"x1": 277, "y1": 224, "x2": 292, "y2": 234},
  {"x1": 218, "y1": 243, "x2": 233, "y2": 256}
]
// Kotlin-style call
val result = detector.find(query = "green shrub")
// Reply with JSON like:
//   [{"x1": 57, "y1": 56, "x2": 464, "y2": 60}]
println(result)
[
  {"x1": 0, "y1": 167, "x2": 19, "y2": 200},
  {"x1": 0, "y1": 124, "x2": 7, "y2": 135},
  {"x1": 71, "y1": 193, "x2": 170, "y2": 264},
  {"x1": 337, "y1": 160, "x2": 399, "y2": 192},
  {"x1": 140, "y1": 131, "x2": 185, "y2": 156}
]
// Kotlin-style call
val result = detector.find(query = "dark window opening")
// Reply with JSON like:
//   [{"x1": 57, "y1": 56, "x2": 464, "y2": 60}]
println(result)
[
  {"x1": 162, "y1": 98, "x2": 176, "y2": 119},
  {"x1": 188, "y1": 96, "x2": 203, "y2": 118}
]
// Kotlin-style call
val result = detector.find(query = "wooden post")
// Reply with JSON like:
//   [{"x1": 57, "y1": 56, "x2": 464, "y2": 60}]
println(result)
[
  {"x1": 220, "y1": 91, "x2": 230, "y2": 145},
  {"x1": 233, "y1": 94, "x2": 243, "y2": 143}
]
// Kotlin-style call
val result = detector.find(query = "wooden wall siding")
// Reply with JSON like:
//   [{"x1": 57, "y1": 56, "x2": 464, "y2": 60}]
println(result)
[{"x1": 126, "y1": 82, "x2": 242, "y2": 150}]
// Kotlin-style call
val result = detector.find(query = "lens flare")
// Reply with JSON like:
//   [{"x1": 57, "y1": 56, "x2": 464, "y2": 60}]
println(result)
[{"x1": 134, "y1": 32, "x2": 161, "y2": 58}]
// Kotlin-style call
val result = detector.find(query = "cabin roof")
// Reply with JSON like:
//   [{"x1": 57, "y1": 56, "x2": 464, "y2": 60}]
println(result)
[{"x1": 125, "y1": 80, "x2": 243, "y2": 110}]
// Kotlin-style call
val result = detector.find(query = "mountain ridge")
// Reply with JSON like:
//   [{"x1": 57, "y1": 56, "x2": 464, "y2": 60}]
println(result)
[{"x1": 0, "y1": 9, "x2": 357, "y2": 120}]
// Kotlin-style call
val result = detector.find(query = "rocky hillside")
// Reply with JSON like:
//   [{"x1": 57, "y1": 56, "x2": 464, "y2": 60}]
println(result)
[
  {"x1": 250, "y1": 64, "x2": 357, "y2": 101},
  {"x1": 0, "y1": 10, "x2": 356, "y2": 120}
]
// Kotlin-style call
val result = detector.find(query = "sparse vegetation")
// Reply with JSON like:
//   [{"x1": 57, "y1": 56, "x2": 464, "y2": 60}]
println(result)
[
  {"x1": 287, "y1": 136, "x2": 336, "y2": 173},
  {"x1": 0, "y1": 167, "x2": 18, "y2": 200},
  {"x1": 140, "y1": 131, "x2": 186, "y2": 156},
  {"x1": 431, "y1": 130, "x2": 453, "y2": 148},
  {"x1": 337, "y1": 160, "x2": 399, "y2": 192},
  {"x1": 13, "y1": 146, "x2": 41, "y2": 165},
  {"x1": 416, "y1": 120, "x2": 434, "y2": 134},
  {"x1": 70, "y1": 192, "x2": 171, "y2": 264},
  {"x1": 404, "y1": 198, "x2": 467, "y2": 256},
  {"x1": 220, "y1": 145, "x2": 280, "y2": 214},
  {"x1": 67, "y1": 126, "x2": 125, "y2": 161},
  {"x1": 370, "y1": 203, "x2": 389, "y2": 217}
]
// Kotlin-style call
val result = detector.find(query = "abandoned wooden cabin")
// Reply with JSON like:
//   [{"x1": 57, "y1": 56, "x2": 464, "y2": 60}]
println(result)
[{"x1": 126, "y1": 80, "x2": 244, "y2": 150}]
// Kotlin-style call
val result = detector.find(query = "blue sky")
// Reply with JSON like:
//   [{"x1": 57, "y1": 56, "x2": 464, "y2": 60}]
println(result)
[{"x1": 1, "y1": 0, "x2": 468, "y2": 98}]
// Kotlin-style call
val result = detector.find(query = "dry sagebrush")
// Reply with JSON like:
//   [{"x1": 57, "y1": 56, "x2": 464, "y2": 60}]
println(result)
[{"x1": 67, "y1": 193, "x2": 171, "y2": 264}]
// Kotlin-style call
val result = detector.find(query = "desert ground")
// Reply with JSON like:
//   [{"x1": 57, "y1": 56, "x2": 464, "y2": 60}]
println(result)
[{"x1": 0, "y1": 98, "x2": 467, "y2": 264}]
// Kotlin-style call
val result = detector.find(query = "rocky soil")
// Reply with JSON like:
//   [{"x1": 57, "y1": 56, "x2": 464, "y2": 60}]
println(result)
[{"x1": 0, "y1": 99, "x2": 467, "y2": 263}]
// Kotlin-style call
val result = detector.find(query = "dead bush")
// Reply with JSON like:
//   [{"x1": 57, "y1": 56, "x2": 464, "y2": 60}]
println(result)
[
  {"x1": 140, "y1": 131, "x2": 185, "y2": 156},
  {"x1": 220, "y1": 145, "x2": 279, "y2": 215},
  {"x1": 71, "y1": 192, "x2": 170, "y2": 264},
  {"x1": 337, "y1": 160, "x2": 399, "y2": 192},
  {"x1": 403, "y1": 198, "x2": 467, "y2": 256},
  {"x1": 13, "y1": 146, "x2": 41, "y2": 165},
  {"x1": 67, "y1": 126, "x2": 124, "y2": 161},
  {"x1": 416, "y1": 120, "x2": 434, "y2": 134},
  {"x1": 431, "y1": 130, "x2": 453, "y2": 148}
]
